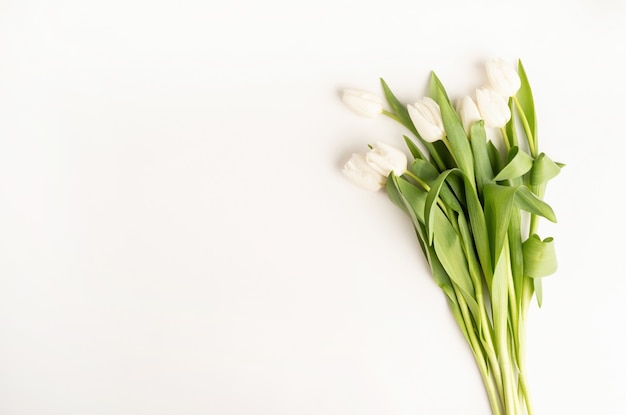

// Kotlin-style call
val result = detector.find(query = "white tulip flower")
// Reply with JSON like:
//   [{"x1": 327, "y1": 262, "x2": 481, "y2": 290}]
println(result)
[
  {"x1": 456, "y1": 95, "x2": 482, "y2": 136},
  {"x1": 407, "y1": 97, "x2": 445, "y2": 142},
  {"x1": 342, "y1": 153, "x2": 386, "y2": 191},
  {"x1": 485, "y1": 58, "x2": 521, "y2": 98},
  {"x1": 365, "y1": 142, "x2": 407, "y2": 177},
  {"x1": 476, "y1": 88, "x2": 511, "y2": 128},
  {"x1": 341, "y1": 89, "x2": 384, "y2": 118}
]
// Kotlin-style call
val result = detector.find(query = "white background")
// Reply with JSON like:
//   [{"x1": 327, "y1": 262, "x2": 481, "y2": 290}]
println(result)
[{"x1": 1, "y1": 0, "x2": 625, "y2": 414}]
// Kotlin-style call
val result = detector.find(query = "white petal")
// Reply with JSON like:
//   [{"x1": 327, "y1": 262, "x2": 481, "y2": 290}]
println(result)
[
  {"x1": 486, "y1": 58, "x2": 521, "y2": 98},
  {"x1": 366, "y1": 142, "x2": 407, "y2": 176},
  {"x1": 342, "y1": 153, "x2": 386, "y2": 191},
  {"x1": 407, "y1": 98, "x2": 445, "y2": 142},
  {"x1": 476, "y1": 88, "x2": 511, "y2": 128},
  {"x1": 456, "y1": 95, "x2": 482, "y2": 136},
  {"x1": 341, "y1": 89, "x2": 383, "y2": 118}
]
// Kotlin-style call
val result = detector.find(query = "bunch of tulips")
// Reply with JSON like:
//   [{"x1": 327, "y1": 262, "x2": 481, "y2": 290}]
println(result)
[{"x1": 340, "y1": 59, "x2": 562, "y2": 415}]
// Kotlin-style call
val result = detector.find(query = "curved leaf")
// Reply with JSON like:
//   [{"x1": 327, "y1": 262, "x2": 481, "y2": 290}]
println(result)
[
  {"x1": 514, "y1": 186, "x2": 557, "y2": 223},
  {"x1": 484, "y1": 184, "x2": 557, "y2": 264},
  {"x1": 523, "y1": 234, "x2": 558, "y2": 278},
  {"x1": 530, "y1": 153, "x2": 561, "y2": 186},
  {"x1": 411, "y1": 160, "x2": 463, "y2": 215},
  {"x1": 423, "y1": 169, "x2": 492, "y2": 279},
  {"x1": 493, "y1": 147, "x2": 533, "y2": 182},
  {"x1": 431, "y1": 207, "x2": 479, "y2": 319},
  {"x1": 424, "y1": 170, "x2": 456, "y2": 245}
]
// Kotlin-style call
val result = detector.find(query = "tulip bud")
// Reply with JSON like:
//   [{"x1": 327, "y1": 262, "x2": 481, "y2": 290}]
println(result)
[
  {"x1": 342, "y1": 153, "x2": 386, "y2": 192},
  {"x1": 341, "y1": 89, "x2": 384, "y2": 118},
  {"x1": 407, "y1": 97, "x2": 445, "y2": 142},
  {"x1": 456, "y1": 96, "x2": 481, "y2": 136},
  {"x1": 365, "y1": 142, "x2": 407, "y2": 177},
  {"x1": 476, "y1": 88, "x2": 511, "y2": 128},
  {"x1": 485, "y1": 58, "x2": 521, "y2": 98}
]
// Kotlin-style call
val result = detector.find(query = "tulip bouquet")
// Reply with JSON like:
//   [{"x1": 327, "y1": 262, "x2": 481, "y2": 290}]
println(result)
[{"x1": 341, "y1": 59, "x2": 562, "y2": 415}]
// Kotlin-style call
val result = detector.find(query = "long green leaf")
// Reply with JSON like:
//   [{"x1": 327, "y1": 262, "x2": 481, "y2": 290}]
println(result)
[
  {"x1": 403, "y1": 135, "x2": 426, "y2": 160},
  {"x1": 484, "y1": 183, "x2": 556, "y2": 265},
  {"x1": 469, "y1": 121, "x2": 494, "y2": 192},
  {"x1": 431, "y1": 208, "x2": 479, "y2": 319},
  {"x1": 508, "y1": 208, "x2": 524, "y2": 302},
  {"x1": 380, "y1": 78, "x2": 413, "y2": 129},
  {"x1": 435, "y1": 88, "x2": 475, "y2": 183},
  {"x1": 516, "y1": 60, "x2": 537, "y2": 140},
  {"x1": 423, "y1": 169, "x2": 492, "y2": 280},
  {"x1": 429, "y1": 72, "x2": 450, "y2": 102},
  {"x1": 411, "y1": 160, "x2": 464, "y2": 215},
  {"x1": 487, "y1": 140, "x2": 504, "y2": 176},
  {"x1": 391, "y1": 173, "x2": 479, "y2": 319},
  {"x1": 386, "y1": 173, "x2": 410, "y2": 215},
  {"x1": 424, "y1": 169, "x2": 457, "y2": 245},
  {"x1": 395, "y1": 175, "x2": 427, "y2": 223},
  {"x1": 483, "y1": 185, "x2": 517, "y2": 266}
]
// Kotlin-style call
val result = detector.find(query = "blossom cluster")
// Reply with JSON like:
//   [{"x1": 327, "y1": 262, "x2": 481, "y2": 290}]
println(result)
[{"x1": 341, "y1": 58, "x2": 522, "y2": 191}]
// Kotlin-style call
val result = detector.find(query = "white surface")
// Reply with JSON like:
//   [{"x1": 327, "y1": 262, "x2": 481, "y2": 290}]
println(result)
[{"x1": 1, "y1": 0, "x2": 625, "y2": 414}]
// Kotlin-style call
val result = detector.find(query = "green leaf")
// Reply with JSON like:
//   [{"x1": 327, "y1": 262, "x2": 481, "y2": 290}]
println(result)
[
  {"x1": 429, "y1": 72, "x2": 450, "y2": 103},
  {"x1": 484, "y1": 184, "x2": 556, "y2": 265},
  {"x1": 386, "y1": 173, "x2": 410, "y2": 215},
  {"x1": 483, "y1": 184, "x2": 517, "y2": 265},
  {"x1": 416, "y1": 222, "x2": 456, "y2": 302},
  {"x1": 508, "y1": 209, "x2": 525, "y2": 300},
  {"x1": 435, "y1": 88, "x2": 475, "y2": 183},
  {"x1": 395, "y1": 175, "x2": 427, "y2": 224},
  {"x1": 424, "y1": 170, "x2": 455, "y2": 245},
  {"x1": 393, "y1": 172, "x2": 479, "y2": 319},
  {"x1": 523, "y1": 234, "x2": 558, "y2": 278},
  {"x1": 487, "y1": 140, "x2": 504, "y2": 176},
  {"x1": 423, "y1": 169, "x2": 492, "y2": 280},
  {"x1": 493, "y1": 147, "x2": 534, "y2": 182},
  {"x1": 514, "y1": 186, "x2": 557, "y2": 223},
  {"x1": 403, "y1": 135, "x2": 426, "y2": 160},
  {"x1": 411, "y1": 159, "x2": 439, "y2": 182},
  {"x1": 430, "y1": 140, "x2": 456, "y2": 170},
  {"x1": 530, "y1": 153, "x2": 562, "y2": 186},
  {"x1": 469, "y1": 121, "x2": 494, "y2": 191},
  {"x1": 491, "y1": 243, "x2": 511, "y2": 378},
  {"x1": 412, "y1": 161, "x2": 463, "y2": 214},
  {"x1": 380, "y1": 78, "x2": 411, "y2": 125},
  {"x1": 534, "y1": 278, "x2": 544, "y2": 307},
  {"x1": 516, "y1": 60, "x2": 537, "y2": 140},
  {"x1": 431, "y1": 207, "x2": 479, "y2": 319}
]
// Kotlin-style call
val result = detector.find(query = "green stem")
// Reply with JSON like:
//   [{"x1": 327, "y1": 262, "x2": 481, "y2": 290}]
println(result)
[
  {"x1": 381, "y1": 109, "x2": 398, "y2": 120},
  {"x1": 500, "y1": 127, "x2": 511, "y2": 153},
  {"x1": 403, "y1": 170, "x2": 430, "y2": 191},
  {"x1": 517, "y1": 326, "x2": 535, "y2": 415},
  {"x1": 403, "y1": 170, "x2": 451, "y2": 219},
  {"x1": 497, "y1": 240, "x2": 520, "y2": 415},
  {"x1": 454, "y1": 285, "x2": 504, "y2": 415}
]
